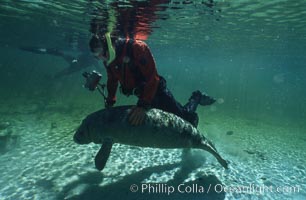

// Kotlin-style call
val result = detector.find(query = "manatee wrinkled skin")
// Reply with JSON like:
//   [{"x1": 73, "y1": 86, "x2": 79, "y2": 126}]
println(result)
[{"x1": 74, "y1": 105, "x2": 228, "y2": 169}]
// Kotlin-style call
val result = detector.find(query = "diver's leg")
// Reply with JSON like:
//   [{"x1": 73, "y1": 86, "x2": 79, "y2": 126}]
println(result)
[
  {"x1": 151, "y1": 79, "x2": 199, "y2": 127},
  {"x1": 151, "y1": 87, "x2": 185, "y2": 117}
]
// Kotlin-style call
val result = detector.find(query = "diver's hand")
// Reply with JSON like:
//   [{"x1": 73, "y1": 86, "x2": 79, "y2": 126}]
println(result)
[{"x1": 129, "y1": 106, "x2": 146, "y2": 126}]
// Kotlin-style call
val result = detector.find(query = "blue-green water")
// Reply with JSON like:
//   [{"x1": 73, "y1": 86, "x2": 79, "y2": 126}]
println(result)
[{"x1": 0, "y1": 0, "x2": 306, "y2": 199}]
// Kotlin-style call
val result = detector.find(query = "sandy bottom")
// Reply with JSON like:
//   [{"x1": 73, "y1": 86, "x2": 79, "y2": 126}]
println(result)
[{"x1": 0, "y1": 102, "x2": 305, "y2": 200}]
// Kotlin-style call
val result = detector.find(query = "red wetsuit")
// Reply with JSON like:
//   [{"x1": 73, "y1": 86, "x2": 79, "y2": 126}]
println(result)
[{"x1": 106, "y1": 39, "x2": 160, "y2": 107}]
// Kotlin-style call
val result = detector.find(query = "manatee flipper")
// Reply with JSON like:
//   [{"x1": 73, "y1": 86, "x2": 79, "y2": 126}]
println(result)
[{"x1": 94, "y1": 138, "x2": 113, "y2": 171}]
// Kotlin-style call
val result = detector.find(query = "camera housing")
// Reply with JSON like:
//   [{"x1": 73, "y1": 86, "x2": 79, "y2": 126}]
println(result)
[{"x1": 83, "y1": 71, "x2": 102, "y2": 91}]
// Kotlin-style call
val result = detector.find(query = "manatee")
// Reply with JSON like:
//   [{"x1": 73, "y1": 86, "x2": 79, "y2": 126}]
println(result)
[{"x1": 74, "y1": 105, "x2": 228, "y2": 170}]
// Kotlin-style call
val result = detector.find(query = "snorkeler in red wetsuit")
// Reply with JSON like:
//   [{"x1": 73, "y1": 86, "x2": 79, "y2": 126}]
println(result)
[
  {"x1": 88, "y1": 0, "x2": 216, "y2": 127},
  {"x1": 89, "y1": 34, "x2": 216, "y2": 127}
]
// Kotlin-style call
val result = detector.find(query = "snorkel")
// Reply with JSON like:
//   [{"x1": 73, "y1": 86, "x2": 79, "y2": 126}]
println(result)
[
  {"x1": 105, "y1": 7, "x2": 116, "y2": 65},
  {"x1": 105, "y1": 32, "x2": 115, "y2": 65}
]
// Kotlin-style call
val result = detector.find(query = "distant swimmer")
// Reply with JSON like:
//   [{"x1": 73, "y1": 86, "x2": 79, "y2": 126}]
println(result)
[
  {"x1": 19, "y1": 46, "x2": 100, "y2": 79},
  {"x1": 74, "y1": 105, "x2": 229, "y2": 171}
]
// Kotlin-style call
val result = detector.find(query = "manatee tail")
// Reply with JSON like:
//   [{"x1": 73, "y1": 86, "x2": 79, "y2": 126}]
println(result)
[{"x1": 200, "y1": 140, "x2": 229, "y2": 169}]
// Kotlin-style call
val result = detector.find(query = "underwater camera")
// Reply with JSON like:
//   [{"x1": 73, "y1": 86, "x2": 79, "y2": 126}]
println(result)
[
  {"x1": 82, "y1": 70, "x2": 102, "y2": 91},
  {"x1": 82, "y1": 70, "x2": 107, "y2": 100}
]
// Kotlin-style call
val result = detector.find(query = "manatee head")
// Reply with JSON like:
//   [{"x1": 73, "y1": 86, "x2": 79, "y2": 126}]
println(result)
[
  {"x1": 74, "y1": 118, "x2": 93, "y2": 144},
  {"x1": 74, "y1": 110, "x2": 108, "y2": 144}
]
